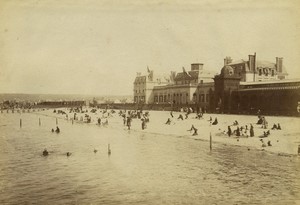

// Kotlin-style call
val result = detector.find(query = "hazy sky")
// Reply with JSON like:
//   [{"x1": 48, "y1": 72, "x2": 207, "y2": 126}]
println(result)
[{"x1": 0, "y1": 0, "x2": 300, "y2": 95}]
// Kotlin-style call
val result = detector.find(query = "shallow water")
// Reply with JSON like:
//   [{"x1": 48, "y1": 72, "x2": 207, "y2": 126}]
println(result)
[{"x1": 0, "y1": 112, "x2": 299, "y2": 204}]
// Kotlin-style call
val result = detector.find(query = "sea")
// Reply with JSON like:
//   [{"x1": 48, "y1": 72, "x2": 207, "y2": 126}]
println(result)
[{"x1": 0, "y1": 112, "x2": 299, "y2": 205}]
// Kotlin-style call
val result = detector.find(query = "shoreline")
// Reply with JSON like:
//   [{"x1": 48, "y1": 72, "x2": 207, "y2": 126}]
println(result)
[{"x1": 26, "y1": 108, "x2": 300, "y2": 156}]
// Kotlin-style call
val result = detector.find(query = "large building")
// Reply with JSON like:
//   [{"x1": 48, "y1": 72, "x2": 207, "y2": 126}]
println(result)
[
  {"x1": 213, "y1": 54, "x2": 299, "y2": 115},
  {"x1": 223, "y1": 53, "x2": 288, "y2": 82},
  {"x1": 133, "y1": 53, "x2": 300, "y2": 115},
  {"x1": 133, "y1": 63, "x2": 215, "y2": 111}
]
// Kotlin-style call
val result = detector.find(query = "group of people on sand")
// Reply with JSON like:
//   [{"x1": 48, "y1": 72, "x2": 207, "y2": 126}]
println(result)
[
  {"x1": 227, "y1": 124, "x2": 254, "y2": 138},
  {"x1": 51, "y1": 126, "x2": 60, "y2": 133},
  {"x1": 271, "y1": 123, "x2": 281, "y2": 130}
]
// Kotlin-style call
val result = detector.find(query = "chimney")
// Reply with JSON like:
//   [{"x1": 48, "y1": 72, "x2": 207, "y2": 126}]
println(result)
[
  {"x1": 191, "y1": 63, "x2": 203, "y2": 71},
  {"x1": 224, "y1": 57, "x2": 232, "y2": 66},
  {"x1": 276, "y1": 57, "x2": 283, "y2": 73},
  {"x1": 248, "y1": 53, "x2": 256, "y2": 72}
]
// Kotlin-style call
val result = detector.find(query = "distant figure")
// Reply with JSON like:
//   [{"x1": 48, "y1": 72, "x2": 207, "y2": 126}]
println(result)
[
  {"x1": 236, "y1": 127, "x2": 240, "y2": 137},
  {"x1": 108, "y1": 144, "x2": 111, "y2": 155},
  {"x1": 257, "y1": 116, "x2": 264, "y2": 125},
  {"x1": 227, "y1": 126, "x2": 232, "y2": 137},
  {"x1": 262, "y1": 142, "x2": 267, "y2": 148},
  {"x1": 192, "y1": 128, "x2": 198, "y2": 136},
  {"x1": 178, "y1": 114, "x2": 184, "y2": 120},
  {"x1": 233, "y1": 120, "x2": 238, "y2": 126},
  {"x1": 277, "y1": 123, "x2": 281, "y2": 130},
  {"x1": 212, "y1": 118, "x2": 218, "y2": 125},
  {"x1": 126, "y1": 117, "x2": 131, "y2": 130},
  {"x1": 123, "y1": 116, "x2": 126, "y2": 126},
  {"x1": 170, "y1": 111, "x2": 174, "y2": 118},
  {"x1": 51, "y1": 128, "x2": 54, "y2": 133},
  {"x1": 66, "y1": 152, "x2": 72, "y2": 157},
  {"x1": 187, "y1": 125, "x2": 196, "y2": 132},
  {"x1": 43, "y1": 149, "x2": 48, "y2": 156},
  {"x1": 97, "y1": 118, "x2": 101, "y2": 125},
  {"x1": 165, "y1": 118, "x2": 171, "y2": 125},
  {"x1": 94, "y1": 148, "x2": 98, "y2": 153},
  {"x1": 141, "y1": 119, "x2": 146, "y2": 130},
  {"x1": 271, "y1": 124, "x2": 277, "y2": 130},
  {"x1": 267, "y1": 140, "x2": 272, "y2": 146},
  {"x1": 185, "y1": 113, "x2": 189, "y2": 119},
  {"x1": 55, "y1": 126, "x2": 60, "y2": 133},
  {"x1": 250, "y1": 124, "x2": 254, "y2": 137},
  {"x1": 263, "y1": 131, "x2": 268, "y2": 137},
  {"x1": 209, "y1": 116, "x2": 212, "y2": 122}
]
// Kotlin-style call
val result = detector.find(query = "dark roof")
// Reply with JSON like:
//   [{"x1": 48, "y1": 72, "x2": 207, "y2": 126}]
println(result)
[{"x1": 174, "y1": 71, "x2": 198, "y2": 81}]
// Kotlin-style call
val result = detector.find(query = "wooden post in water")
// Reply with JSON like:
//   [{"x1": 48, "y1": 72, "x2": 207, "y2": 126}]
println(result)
[
  {"x1": 20, "y1": 119, "x2": 22, "y2": 128},
  {"x1": 210, "y1": 132, "x2": 212, "y2": 151},
  {"x1": 56, "y1": 118, "x2": 58, "y2": 125},
  {"x1": 39, "y1": 118, "x2": 41, "y2": 126}
]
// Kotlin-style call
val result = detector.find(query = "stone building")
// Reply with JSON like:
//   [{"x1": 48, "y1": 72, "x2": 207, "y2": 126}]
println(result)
[
  {"x1": 151, "y1": 63, "x2": 215, "y2": 111},
  {"x1": 213, "y1": 53, "x2": 299, "y2": 115},
  {"x1": 223, "y1": 53, "x2": 288, "y2": 82},
  {"x1": 133, "y1": 69, "x2": 169, "y2": 104}
]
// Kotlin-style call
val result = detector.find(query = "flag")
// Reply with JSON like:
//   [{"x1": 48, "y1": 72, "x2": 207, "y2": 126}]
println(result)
[{"x1": 183, "y1": 67, "x2": 191, "y2": 77}]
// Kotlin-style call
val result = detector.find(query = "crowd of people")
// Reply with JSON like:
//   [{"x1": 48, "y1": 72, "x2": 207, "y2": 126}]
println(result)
[{"x1": 43, "y1": 106, "x2": 284, "y2": 157}]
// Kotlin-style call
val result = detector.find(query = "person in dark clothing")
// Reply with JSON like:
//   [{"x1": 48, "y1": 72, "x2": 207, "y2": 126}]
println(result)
[
  {"x1": 277, "y1": 123, "x2": 281, "y2": 130},
  {"x1": 141, "y1": 119, "x2": 146, "y2": 130},
  {"x1": 267, "y1": 140, "x2": 272, "y2": 146},
  {"x1": 212, "y1": 118, "x2": 218, "y2": 125},
  {"x1": 236, "y1": 127, "x2": 240, "y2": 136},
  {"x1": 178, "y1": 114, "x2": 184, "y2": 120},
  {"x1": 170, "y1": 111, "x2": 174, "y2": 118},
  {"x1": 55, "y1": 126, "x2": 60, "y2": 133},
  {"x1": 165, "y1": 118, "x2": 171, "y2": 125},
  {"x1": 126, "y1": 117, "x2": 131, "y2": 130},
  {"x1": 271, "y1": 124, "x2": 277, "y2": 130},
  {"x1": 227, "y1": 126, "x2": 232, "y2": 137},
  {"x1": 250, "y1": 125, "x2": 254, "y2": 137},
  {"x1": 43, "y1": 149, "x2": 49, "y2": 156}
]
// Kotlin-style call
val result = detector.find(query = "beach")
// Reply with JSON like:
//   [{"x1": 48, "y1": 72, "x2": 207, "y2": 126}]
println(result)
[{"x1": 37, "y1": 108, "x2": 300, "y2": 156}]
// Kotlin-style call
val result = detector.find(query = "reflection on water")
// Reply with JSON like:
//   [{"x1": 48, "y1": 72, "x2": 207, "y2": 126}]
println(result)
[{"x1": 0, "y1": 113, "x2": 299, "y2": 204}]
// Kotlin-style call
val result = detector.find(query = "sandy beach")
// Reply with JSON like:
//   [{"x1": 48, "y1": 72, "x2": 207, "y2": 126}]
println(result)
[{"x1": 36, "y1": 108, "x2": 300, "y2": 156}]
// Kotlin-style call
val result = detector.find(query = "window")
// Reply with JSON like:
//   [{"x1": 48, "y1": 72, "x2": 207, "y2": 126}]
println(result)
[
  {"x1": 154, "y1": 96, "x2": 158, "y2": 102},
  {"x1": 159, "y1": 96, "x2": 163, "y2": 102},
  {"x1": 201, "y1": 94, "x2": 205, "y2": 102},
  {"x1": 259, "y1": 69, "x2": 262, "y2": 76},
  {"x1": 272, "y1": 70, "x2": 274, "y2": 76}
]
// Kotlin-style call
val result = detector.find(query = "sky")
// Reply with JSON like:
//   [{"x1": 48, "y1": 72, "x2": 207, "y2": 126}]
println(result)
[{"x1": 0, "y1": 0, "x2": 300, "y2": 95}]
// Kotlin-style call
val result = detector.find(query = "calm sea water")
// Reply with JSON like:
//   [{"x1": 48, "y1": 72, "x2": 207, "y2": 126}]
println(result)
[{"x1": 0, "y1": 112, "x2": 299, "y2": 205}]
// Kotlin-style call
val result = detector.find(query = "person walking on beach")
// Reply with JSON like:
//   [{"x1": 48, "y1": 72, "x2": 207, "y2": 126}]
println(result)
[
  {"x1": 250, "y1": 124, "x2": 254, "y2": 137},
  {"x1": 141, "y1": 119, "x2": 146, "y2": 130},
  {"x1": 236, "y1": 127, "x2": 240, "y2": 136},
  {"x1": 227, "y1": 126, "x2": 232, "y2": 137},
  {"x1": 127, "y1": 117, "x2": 131, "y2": 130}
]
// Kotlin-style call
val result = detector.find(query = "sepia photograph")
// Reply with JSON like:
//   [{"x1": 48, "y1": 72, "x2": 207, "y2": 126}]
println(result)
[{"x1": 0, "y1": 0, "x2": 300, "y2": 204}]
